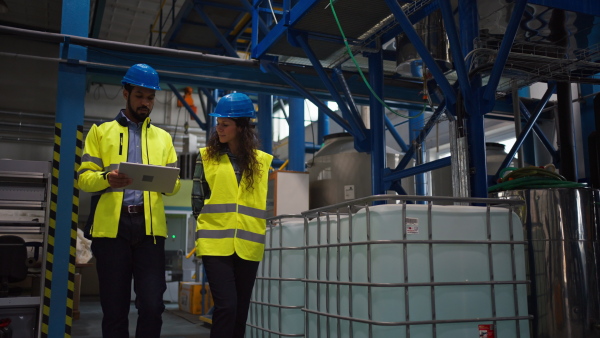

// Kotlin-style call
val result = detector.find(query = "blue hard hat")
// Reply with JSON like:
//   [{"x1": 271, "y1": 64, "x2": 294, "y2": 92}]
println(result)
[
  {"x1": 121, "y1": 64, "x2": 161, "y2": 90},
  {"x1": 209, "y1": 93, "x2": 256, "y2": 118}
]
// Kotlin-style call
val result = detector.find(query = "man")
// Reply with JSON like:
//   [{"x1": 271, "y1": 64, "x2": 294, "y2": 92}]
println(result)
[{"x1": 78, "y1": 63, "x2": 181, "y2": 338}]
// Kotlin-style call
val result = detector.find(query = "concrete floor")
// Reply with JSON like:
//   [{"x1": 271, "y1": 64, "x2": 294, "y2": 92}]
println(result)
[{"x1": 71, "y1": 297, "x2": 211, "y2": 338}]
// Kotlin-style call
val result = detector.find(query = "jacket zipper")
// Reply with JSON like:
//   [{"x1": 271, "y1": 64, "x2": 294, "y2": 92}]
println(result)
[{"x1": 119, "y1": 133, "x2": 123, "y2": 155}]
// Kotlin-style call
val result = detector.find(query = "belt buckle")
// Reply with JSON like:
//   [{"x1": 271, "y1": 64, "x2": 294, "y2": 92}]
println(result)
[{"x1": 128, "y1": 205, "x2": 138, "y2": 213}]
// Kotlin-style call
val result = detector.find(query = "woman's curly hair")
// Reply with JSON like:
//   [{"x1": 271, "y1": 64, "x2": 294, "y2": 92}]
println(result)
[{"x1": 205, "y1": 117, "x2": 262, "y2": 190}]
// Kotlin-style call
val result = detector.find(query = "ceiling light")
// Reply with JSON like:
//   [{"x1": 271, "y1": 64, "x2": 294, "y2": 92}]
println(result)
[{"x1": 0, "y1": 0, "x2": 8, "y2": 14}]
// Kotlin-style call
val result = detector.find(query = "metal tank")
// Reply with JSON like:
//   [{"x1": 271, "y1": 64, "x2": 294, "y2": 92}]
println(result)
[
  {"x1": 493, "y1": 188, "x2": 600, "y2": 337},
  {"x1": 307, "y1": 133, "x2": 414, "y2": 209}
]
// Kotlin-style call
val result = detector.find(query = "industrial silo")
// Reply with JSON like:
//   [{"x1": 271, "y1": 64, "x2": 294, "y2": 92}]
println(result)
[
  {"x1": 493, "y1": 188, "x2": 600, "y2": 337},
  {"x1": 307, "y1": 133, "x2": 414, "y2": 209}
]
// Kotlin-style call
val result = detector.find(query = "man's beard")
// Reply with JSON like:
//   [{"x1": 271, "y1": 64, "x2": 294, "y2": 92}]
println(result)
[{"x1": 127, "y1": 98, "x2": 151, "y2": 122}]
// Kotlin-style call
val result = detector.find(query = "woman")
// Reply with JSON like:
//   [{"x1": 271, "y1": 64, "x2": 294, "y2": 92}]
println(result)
[{"x1": 192, "y1": 92, "x2": 273, "y2": 338}]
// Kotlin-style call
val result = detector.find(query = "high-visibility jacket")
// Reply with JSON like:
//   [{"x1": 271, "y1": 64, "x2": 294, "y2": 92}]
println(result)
[
  {"x1": 78, "y1": 114, "x2": 181, "y2": 238},
  {"x1": 195, "y1": 148, "x2": 273, "y2": 261}
]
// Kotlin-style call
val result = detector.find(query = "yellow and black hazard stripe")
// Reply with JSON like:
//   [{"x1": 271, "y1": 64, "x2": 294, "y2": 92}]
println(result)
[{"x1": 42, "y1": 124, "x2": 82, "y2": 337}]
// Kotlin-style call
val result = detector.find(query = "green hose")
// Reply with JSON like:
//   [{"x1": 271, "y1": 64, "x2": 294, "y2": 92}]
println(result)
[{"x1": 488, "y1": 167, "x2": 586, "y2": 193}]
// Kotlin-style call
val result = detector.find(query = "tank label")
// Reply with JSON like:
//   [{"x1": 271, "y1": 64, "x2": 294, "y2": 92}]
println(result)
[
  {"x1": 405, "y1": 217, "x2": 419, "y2": 234},
  {"x1": 344, "y1": 185, "x2": 355, "y2": 200},
  {"x1": 478, "y1": 324, "x2": 495, "y2": 338}
]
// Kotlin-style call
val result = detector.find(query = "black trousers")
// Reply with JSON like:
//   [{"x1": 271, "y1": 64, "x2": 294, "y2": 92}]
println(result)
[
  {"x1": 91, "y1": 211, "x2": 166, "y2": 338},
  {"x1": 202, "y1": 253, "x2": 260, "y2": 338}
]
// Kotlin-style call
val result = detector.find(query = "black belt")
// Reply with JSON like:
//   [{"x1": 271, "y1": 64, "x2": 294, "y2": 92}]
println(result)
[{"x1": 122, "y1": 205, "x2": 144, "y2": 214}]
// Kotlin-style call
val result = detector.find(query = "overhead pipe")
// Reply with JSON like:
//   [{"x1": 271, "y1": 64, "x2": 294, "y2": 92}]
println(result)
[{"x1": 0, "y1": 25, "x2": 258, "y2": 68}]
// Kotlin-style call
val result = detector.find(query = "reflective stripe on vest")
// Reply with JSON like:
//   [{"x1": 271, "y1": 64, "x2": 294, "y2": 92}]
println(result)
[{"x1": 197, "y1": 228, "x2": 265, "y2": 244}]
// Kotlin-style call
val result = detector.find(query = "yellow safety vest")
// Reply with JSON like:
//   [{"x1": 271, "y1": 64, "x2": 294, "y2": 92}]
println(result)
[{"x1": 195, "y1": 148, "x2": 273, "y2": 261}]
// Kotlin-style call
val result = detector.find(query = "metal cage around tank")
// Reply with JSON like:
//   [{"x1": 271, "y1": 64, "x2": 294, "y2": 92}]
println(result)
[{"x1": 247, "y1": 195, "x2": 532, "y2": 338}]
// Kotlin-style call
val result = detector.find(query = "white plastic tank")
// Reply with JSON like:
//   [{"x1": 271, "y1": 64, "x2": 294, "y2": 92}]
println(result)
[
  {"x1": 247, "y1": 218, "x2": 305, "y2": 338},
  {"x1": 305, "y1": 203, "x2": 530, "y2": 338}
]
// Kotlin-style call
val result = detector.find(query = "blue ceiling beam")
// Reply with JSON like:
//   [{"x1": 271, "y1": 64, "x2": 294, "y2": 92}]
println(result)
[
  {"x1": 528, "y1": 0, "x2": 600, "y2": 16},
  {"x1": 193, "y1": 4, "x2": 239, "y2": 57}
]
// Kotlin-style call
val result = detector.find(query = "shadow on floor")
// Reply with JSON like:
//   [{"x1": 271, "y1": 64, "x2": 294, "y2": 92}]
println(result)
[{"x1": 71, "y1": 296, "x2": 211, "y2": 338}]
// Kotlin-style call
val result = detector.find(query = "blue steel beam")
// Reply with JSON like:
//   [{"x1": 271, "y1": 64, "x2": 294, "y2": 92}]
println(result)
[
  {"x1": 385, "y1": 0, "x2": 456, "y2": 105},
  {"x1": 385, "y1": 115, "x2": 409, "y2": 153},
  {"x1": 50, "y1": 1, "x2": 89, "y2": 336},
  {"x1": 263, "y1": 62, "x2": 354, "y2": 133},
  {"x1": 438, "y1": 0, "x2": 473, "y2": 113},
  {"x1": 394, "y1": 102, "x2": 447, "y2": 171},
  {"x1": 239, "y1": 0, "x2": 272, "y2": 34},
  {"x1": 496, "y1": 82, "x2": 558, "y2": 177},
  {"x1": 518, "y1": 100, "x2": 558, "y2": 159},
  {"x1": 252, "y1": 0, "x2": 319, "y2": 59},
  {"x1": 292, "y1": 32, "x2": 368, "y2": 148},
  {"x1": 385, "y1": 157, "x2": 452, "y2": 182},
  {"x1": 167, "y1": 83, "x2": 207, "y2": 130},
  {"x1": 482, "y1": 0, "x2": 528, "y2": 110},
  {"x1": 369, "y1": 50, "x2": 385, "y2": 195},
  {"x1": 193, "y1": 4, "x2": 239, "y2": 57}
]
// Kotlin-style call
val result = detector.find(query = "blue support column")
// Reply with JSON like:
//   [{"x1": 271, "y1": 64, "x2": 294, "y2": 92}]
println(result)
[
  {"x1": 368, "y1": 50, "x2": 386, "y2": 196},
  {"x1": 410, "y1": 61, "x2": 426, "y2": 197},
  {"x1": 49, "y1": 1, "x2": 89, "y2": 336},
  {"x1": 317, "y1": 107, "x2": 329, "y2": 145},
  {"x1": 288, "y1": 98, "x2": 305, "y2": 172},
  {"x1": 258, "y1": 94, "x2": 273, "y2": 155}
]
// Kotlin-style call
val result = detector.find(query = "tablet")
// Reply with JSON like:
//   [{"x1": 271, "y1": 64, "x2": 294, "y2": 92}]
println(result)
[{"x1": 117, "y1": 162, "x2": 180, "y2": 193}]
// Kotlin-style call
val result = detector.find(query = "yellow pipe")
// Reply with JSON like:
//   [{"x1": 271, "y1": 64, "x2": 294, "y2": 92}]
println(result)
[
  {"x1": 278, "y1": 159, "x2": 289, "y2": 171},
  {"x1": 186, "y1": 247, "x2": 196, "y2": 259}
]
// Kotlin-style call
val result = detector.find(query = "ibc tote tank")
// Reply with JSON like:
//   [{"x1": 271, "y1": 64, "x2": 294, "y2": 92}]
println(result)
[
  {"x1": 493, "y1": 188, "x2": 600, "y2": 337},
  {"x1": 247, "y1": 216, "x2": 305, "y2": 338},
  {"x1": 303, "y1": 196, "x2": 531, "y2": 338}
]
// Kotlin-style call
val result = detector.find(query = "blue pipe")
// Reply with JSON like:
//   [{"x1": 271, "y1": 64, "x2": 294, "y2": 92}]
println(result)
[
  {"x1": 496, "y1": 82, "x2": 558, "y2": 177},
  {"x1": 167, "y1": 83, "x2": 207, "y2": 130},
  {"x1": 410, "y1": 61, "x2": 426, "y2": 197},
  {"x1": 318, "y1": 107, "x2": 329, "y2": 145},
  {"x1": 395, "y1": 102, "x2": 447, "y2": 171},
  {"x1": 369, "y1": 50, "x2": 386, "y2": 196},
  {"x1": 288, "y1": 97, "x2": 305, "y2": 172}
]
